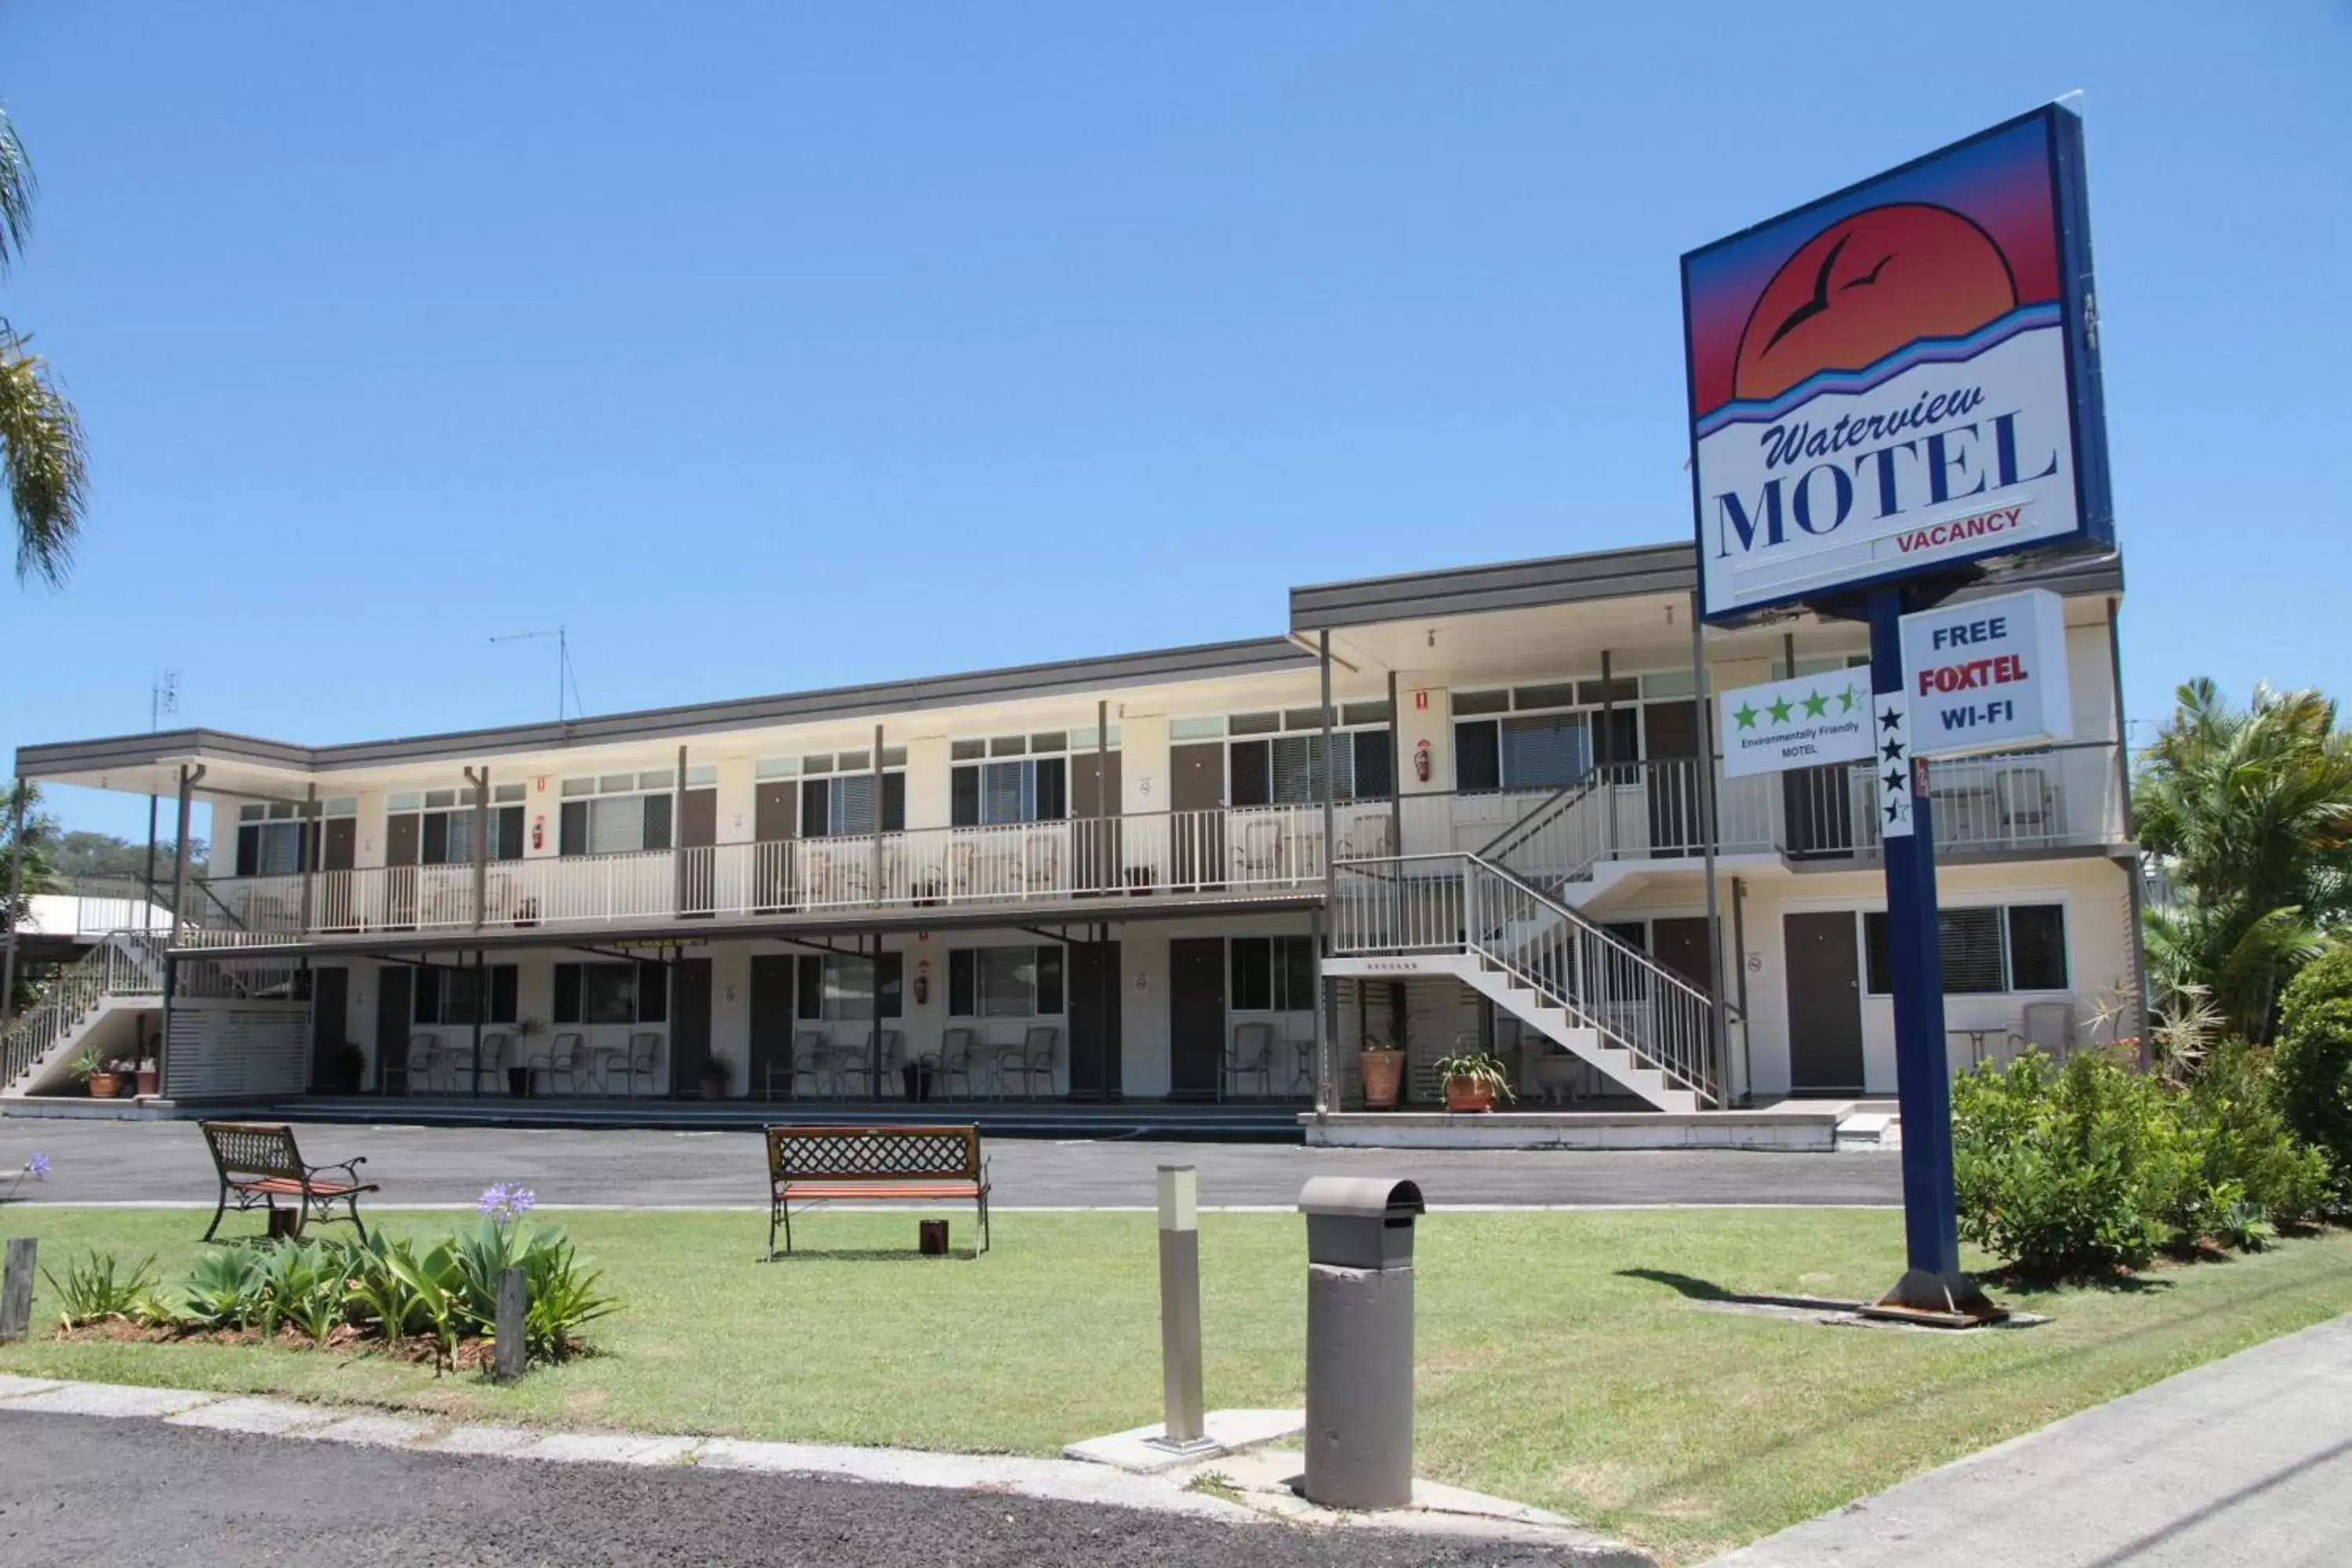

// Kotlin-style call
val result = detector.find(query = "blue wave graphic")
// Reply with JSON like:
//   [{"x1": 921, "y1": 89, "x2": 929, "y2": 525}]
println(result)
[{"x1": 1697, "y1": 303, "x2": 2063, "y2": 437}]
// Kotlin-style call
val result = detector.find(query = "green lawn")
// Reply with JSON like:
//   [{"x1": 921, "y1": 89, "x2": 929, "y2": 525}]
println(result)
[{"x1": 3, "y1": 1203, "x2": 2348, "y2": 1564}]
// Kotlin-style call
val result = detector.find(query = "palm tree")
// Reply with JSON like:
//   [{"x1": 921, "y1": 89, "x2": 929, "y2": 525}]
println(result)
[
  {"x1": 2134, "y1": 679, "x2": 2352, "y2": 1039},
  {"x1": 0, "y1": 100, "x2": 89, "y2": 586}
]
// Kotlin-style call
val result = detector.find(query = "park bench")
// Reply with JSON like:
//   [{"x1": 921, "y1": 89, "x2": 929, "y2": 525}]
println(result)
[
  {"x1": 764, "y1": 1124, "x2": 990, "y2": 1259},
  {"x1": 198, "y1": 1121, "x2": 378, "y2": 1243}
]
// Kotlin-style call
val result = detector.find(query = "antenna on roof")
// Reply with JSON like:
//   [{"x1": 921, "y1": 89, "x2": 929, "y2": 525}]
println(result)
[{"x1": 490, "y1": 626, "x2": 585, "y2": 723}]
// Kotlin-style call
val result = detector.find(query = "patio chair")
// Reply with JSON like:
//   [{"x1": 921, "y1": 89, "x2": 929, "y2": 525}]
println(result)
[
  {"x1": 530, "y1": 1031, "x2": 592, "y2": 1095},
  {"x1": 988, "y1": 1032, "x2": 1030, "y2": 1098},
  {"x1": 1223, "y1": 1021, "x2": 1276, "y2": 1100},
  {"x1": 837, "y1": 1029, "x2": 905, "y2": 1098},
  {"x1": 2013, "y1": 1001, "x2": 2076, "y2": 1065},
  {"x1": 789, "y1": 1028, "x2": 837, "y2": 1099},
  {"x1": 1234, "y1": 817, "x2": 1286, "y2": 884},
  {"x1": 932, "y1": 1025, "x2": 982, "y2": 1099},
  {"x1": 1338, "y1": 815, "x2": 1396, "y2": 862},
  {"x1": 445, "y1": 1029, "x2": 512, "y2": 1094},
  {"x1": 405, "y1": 1032, "x2": 441, "y2": 1094},
  {"x1": 597, "y1": 1032, "x2": 661, "y2": 1096},
  {"x1": 1994, "y1": 766, "x2": 2055, "y2": 841},
  {"x1": 1014, "y1": 1025, "x2": 1059, "y2": 1099}
]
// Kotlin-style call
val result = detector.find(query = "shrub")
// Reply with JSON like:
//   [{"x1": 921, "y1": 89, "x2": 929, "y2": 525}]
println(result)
[
  {"x1": 2181, "y1": 1040, "x2": 2332, "y2": 1227},
  {"x1": 2275, "y1": 946, "x2": 2352, "y2": 1191},
  {"x1": 40, "y1": 1250, "x2": 158, "y2": 1329},
  {"x1": 1953, "y1": 1049, "x2": 2195, "y2": 1278}
]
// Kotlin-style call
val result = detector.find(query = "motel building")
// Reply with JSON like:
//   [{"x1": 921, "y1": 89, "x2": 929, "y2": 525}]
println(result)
[{"x1": 3, "y1": 540, "x2": 2138, "y2": 1149}]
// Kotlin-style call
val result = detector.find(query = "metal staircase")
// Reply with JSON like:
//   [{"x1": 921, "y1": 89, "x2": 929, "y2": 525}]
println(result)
[
  {"x1": 2, "y1": 931, "x2": 166, "y2": 1095},
  {"x1": 1329, "y1": 852, "x2": 1716, "y2": 1111}
]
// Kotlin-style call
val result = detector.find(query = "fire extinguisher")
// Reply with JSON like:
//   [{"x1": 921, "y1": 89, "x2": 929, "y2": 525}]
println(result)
[
  {"x1": 1413, "y1": 739, "x2": 1432, "y2": 782},
  {"x1": 914, "y1": 959, "x2": 931, "y2": 1006},
  {"x1": 531, "y1": 815, "x2": 545, "y2": 851}
]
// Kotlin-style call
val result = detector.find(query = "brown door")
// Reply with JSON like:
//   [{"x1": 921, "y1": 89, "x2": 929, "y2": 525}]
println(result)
[
  {"x1": 1071, "y1": 752, "x2": 1123, "y2": 894},
  {"x1": 383, "y1": 813, "x2": 420, "y2": 928},
  {"x1": 1167, "y1": 937, "x2": 1225, "y2": 1100},
  {"x1": 679, "y1": 787, "x2": 717, "y2": 916},
  {"x1": 1643, "y1": 700, "x2": 1706, "y2": 855},
  {"x1": 669, "y1": 957, "x2": 713, "y2": 1096},
  {"x1": 310, "y1": 967, "x2": 350, "y2": 1090},
  {"x1": 373, "y1": 966, "x2": 412, "y2": 1094},
  {"x1": 322, "y1": 818, "x2": 358, "y2": 872},
  {"x1": 1067, "y1": 940, "x2": 1123, "y2": 1100},
  {"x1": 749, "y1": 954, "x2": 795, "y2": 1100},
  {"x1": 1784, "y1": 912, "x2": 1864, "y2": 1092},
  {"x1": 1650, "y1": 916, "x2": 1713, "y2": 991},
  {"x1": 753, "y1": 782, "x2": 797, "y2": 912},
  {"x1": 1168, "y1": 742, "x2": 1225, "y2": 891}
]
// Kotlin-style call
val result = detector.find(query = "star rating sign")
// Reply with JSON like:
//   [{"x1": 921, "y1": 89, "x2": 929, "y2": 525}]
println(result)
[
  {"x1": 1767, "y1": 695, "x2": 1794, "y2": 724},
  {"x1": 1838, "y1": 684, "x2": 1860, "y2": 713},
  {"x1": 1733, "y1": 702, "x2": 1759, "y2": 730},
  {"x1": 1801, "y1": 688, "x2": 1829, "y2": 719},
  {"x1": 1875, "y1": 691, "x2": 1914, "y2": 837}
]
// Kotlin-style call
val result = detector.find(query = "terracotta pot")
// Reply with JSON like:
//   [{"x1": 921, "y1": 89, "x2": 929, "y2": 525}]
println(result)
[
  {"x1": 135, "y1": 1069, "x2": 159, "y2": 1098},
  {"x1": 1359, "y1": 1049, "x2": 1405, "y2": 1110},
  {"x1": 1444, "y1": 1076, "x2": 1495, "y2": 1113},
  {"x1": 88, "y1": 1073, "x2": 121, "y2": 1098}
]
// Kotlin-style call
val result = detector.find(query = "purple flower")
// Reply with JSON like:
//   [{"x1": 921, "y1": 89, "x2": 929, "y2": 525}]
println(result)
[
  {"x1": 477, "y1": 1182, "x2": 536, "y2": 1225},
  {"x1": 25, "y1": 1153, "x2": 48, "y2": 1181}
]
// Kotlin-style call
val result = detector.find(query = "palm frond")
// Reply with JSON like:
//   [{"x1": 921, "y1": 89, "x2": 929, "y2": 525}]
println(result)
[
  {"x1": 0, "y1": 332, "x2": 89, "y2": 585},
  {"x1": 0, "y1": 103, "x2": 32, "y2": 270}
]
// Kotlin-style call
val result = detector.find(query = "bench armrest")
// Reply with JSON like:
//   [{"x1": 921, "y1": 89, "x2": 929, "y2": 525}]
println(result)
[{"x1": 303, "y1": 1155, "x2": 367, "y2": 1184}]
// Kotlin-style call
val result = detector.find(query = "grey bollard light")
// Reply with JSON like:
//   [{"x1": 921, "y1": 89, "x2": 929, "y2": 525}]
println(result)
[{"x1": 1298, "y1": 1175, "x2": 1425, "y2": 1510}]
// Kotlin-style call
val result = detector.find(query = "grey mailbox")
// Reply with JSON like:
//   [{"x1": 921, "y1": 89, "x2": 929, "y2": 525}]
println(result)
[{"x1": 1298, "y1": 1176, "x2": 1425, "y2": 1510}]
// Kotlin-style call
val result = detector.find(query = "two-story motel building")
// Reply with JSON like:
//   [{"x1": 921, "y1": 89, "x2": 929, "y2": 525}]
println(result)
[{"x1": 5, "y1": 540, "x2": 2136, "y2": 1142}]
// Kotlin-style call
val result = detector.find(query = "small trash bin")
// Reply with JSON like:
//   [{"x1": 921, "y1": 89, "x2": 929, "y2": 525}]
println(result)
[{"x1": 1298, "y1": 1175, "x2": 1425, "y2": 1510}]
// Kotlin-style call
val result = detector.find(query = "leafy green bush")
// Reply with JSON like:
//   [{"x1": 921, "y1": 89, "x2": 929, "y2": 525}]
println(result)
[
  {"x1": 1954, "y1": 1049, "x2": 2191, "y2": 1278},
  {"x1": 2276, "y1": 946, "x2": 2352, "y2": 1192},
  {"x1": 39, "y1": 1250, "x2": 158, "y2": 1329},
  {"x1": 2181, "y1": 1040, "x2": 2332, "y2": 1227}
]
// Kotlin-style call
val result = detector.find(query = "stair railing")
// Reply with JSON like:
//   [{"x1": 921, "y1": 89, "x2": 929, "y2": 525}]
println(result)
[{"x1": 2, "y1": 931, "x2": 166, "y2": 1091}]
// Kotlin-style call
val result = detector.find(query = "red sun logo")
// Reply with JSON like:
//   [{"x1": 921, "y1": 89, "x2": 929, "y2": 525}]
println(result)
[{"x1": 1732, "y1": 203, "x2": 2018, "y2": 403}]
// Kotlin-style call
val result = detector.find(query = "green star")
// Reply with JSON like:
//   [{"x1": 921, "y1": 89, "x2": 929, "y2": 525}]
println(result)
[
  {"x1": 1802, "y1": 688, "x2": 1829, "y2": 718},
  {"x1": 1733, "y1": 702, "x2": 1759, "y2": 730},
  {"x1": 1838, "y1": 684, "x2": 1860, "y2": 713},
  {"x1": 1767, "y1": 695, "x2": 1793, "y2": 724}
]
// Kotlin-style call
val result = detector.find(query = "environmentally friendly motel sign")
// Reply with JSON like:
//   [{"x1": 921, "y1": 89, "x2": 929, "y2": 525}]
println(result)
[{"x1": 1683, "y1": 104, "x2": 2113, "y2": 622}]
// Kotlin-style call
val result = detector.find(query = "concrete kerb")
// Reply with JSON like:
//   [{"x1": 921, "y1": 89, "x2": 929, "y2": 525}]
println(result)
[{"x1": 0, "y1": 1373, "x2": 1653, "y2": 1560}]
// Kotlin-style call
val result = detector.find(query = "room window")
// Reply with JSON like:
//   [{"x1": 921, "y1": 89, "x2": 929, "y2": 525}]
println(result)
[
  {"x1": 1229, "y1": 936, "x2": 1317, "y2": 1012},
  {"x1": 1225, "y1": 705, "x2": 1393, "y2": 807},
  {"x1": 552, "y1": 960, "x2": 670, "y2": 1025},
  {"x1": 1864, "y1": 904, "x2": 2068, "y2": 996},
  {"x1": 799, "y1": 752, "x2": 908, "y2": 837},
  {"x1": 793, "y1": 953, "x2": 903, "y2": 1020},
  {"x1": 234, "y1": 797, "x2": 365, "y2": 877},
  {"x1": 1453, "y1": 685, "x2": 1642, "y2": 791},
  {"x1": 557, "y1": 772, "x2": 675, "y2": 857},
  {"x1": 412, "y1": 963, "x2": 519, "y2": 1026},
  {"x1": 947, "y1": 945, "x2": 1065, "y2": 1017},
  {"x1": 951, "y1": 733, "x2": 1086, "y2": 826}
]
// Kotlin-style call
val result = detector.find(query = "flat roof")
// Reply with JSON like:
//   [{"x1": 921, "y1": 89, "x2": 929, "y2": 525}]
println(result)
[{"x1": 1290, "y1": 540, "x2": 2124, "y2": 630}]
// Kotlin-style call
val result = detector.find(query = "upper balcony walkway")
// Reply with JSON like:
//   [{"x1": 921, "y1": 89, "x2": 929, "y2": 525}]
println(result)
[{"x1": 166, "y1": 740, "x2": 2127, "y2": 953}]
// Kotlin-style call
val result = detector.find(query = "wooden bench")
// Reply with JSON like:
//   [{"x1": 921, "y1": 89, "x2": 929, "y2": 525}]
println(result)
[
  {"x1": 764, "y1": 1124, "x2": 990, "y2": 1259},
  {"x1": 198, "y1": 1121, "x2": 378, "y2": 1243}
]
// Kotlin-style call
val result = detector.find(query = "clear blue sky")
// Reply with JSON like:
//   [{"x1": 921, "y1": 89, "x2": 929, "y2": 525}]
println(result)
[{"x1": 5, "y1": 2, "x2": 2347, "y2": 843}]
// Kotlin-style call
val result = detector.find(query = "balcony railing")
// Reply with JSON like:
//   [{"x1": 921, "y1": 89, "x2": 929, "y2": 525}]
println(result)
[
  {"x1": 166, "y1": 744, "x2": 2127, "y2": 949},
  {"x1": 1481, "y1": 740, "x2": 2127, "y2": 887},
  {"x1": 176, "y1": 802, "x2": 1386, "y2": 949}
]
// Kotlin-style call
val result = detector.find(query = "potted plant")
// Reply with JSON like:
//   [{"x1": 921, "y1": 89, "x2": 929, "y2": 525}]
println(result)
[
  {"x1": 1433, "y1": 1050, "x2": 1515, "y2": 1114},
  {"x1": 698, "y1": 1057, "x2": 730, "y2": 1100},
  {"x1": 74, "y1": 1049, "x2": 117, "y2": 1098},
  {"x1": 1358, "y1": 1033, "x2": 1405, "y2": 1111},
  {"x1": 508, "y1": 1017, "x2": 549, "y2": 1097},
  {"x1": 134, "y1": 1056, "x2": 161, "y2": 1098}
]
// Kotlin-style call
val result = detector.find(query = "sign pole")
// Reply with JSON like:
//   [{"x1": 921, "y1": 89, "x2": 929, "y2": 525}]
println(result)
[{"x1": 1867, "y1": 586, "x2": 1987, "y2": 1316}]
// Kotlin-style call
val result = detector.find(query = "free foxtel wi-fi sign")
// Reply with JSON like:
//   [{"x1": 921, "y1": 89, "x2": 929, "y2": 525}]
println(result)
[{"x1": 1684, "y1": 104, "x2": 2114, "y2": 623}]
